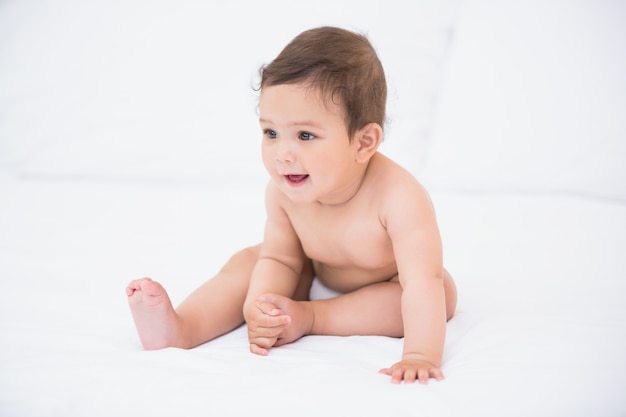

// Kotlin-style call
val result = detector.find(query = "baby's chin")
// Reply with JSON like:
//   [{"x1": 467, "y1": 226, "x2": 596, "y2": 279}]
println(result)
[{"x1": 273, "y1": 177, "x2": 317, "y2": 203}]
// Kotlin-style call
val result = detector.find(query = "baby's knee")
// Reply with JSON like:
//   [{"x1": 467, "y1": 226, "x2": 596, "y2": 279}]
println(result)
[
  {"x1": 233, "y1": 244, "x2": 261, "y2": 262},
  {"x1": 220, "y1": 244, "x2": 261, "y2": 274}
]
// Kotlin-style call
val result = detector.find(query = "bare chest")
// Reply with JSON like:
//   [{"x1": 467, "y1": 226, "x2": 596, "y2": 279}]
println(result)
[{"x1": 287, "y1": 205, "x2": 395, "y2": 271}]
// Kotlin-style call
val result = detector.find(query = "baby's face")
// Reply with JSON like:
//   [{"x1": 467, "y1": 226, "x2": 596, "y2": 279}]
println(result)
[{"x1": 258, "y1": 83, "x2": 363, "y2": 205}]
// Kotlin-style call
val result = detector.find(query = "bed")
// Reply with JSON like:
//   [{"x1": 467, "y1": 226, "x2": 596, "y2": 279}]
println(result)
[{"x1": 1, "y1": 0, "x2": 625, "y2": 416}]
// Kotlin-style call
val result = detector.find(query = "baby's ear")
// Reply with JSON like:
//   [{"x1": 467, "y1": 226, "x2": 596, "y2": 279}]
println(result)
[{"x1": 355, "y1": 123, "x2": 383, "y2": 163}]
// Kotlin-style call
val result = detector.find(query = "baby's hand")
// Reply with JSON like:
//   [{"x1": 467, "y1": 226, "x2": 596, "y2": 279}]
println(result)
[
  {"x1": 243, "y1": 295, "x2": 291, "y2": 356},
  {"x1": 379, "y1": 355, "x2": 444, "y2": 384}
]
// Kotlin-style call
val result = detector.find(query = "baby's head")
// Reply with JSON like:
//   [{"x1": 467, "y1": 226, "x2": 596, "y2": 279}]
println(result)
[{"x1": 259, "y1": 26, "x2": 387, "y2": 141}]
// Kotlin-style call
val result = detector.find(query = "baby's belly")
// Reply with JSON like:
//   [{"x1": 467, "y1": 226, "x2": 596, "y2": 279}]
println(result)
[{"x1": 312, "y1": 261, "x2": 398, "y2": 294}]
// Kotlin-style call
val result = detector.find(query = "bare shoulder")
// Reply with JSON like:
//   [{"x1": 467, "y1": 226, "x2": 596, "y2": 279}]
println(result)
[
  {"x1": 262, "y1": 180, "x2": 296, "y2": 231},
  {"x1": 369, "y1": 153, "x2": 436, "y2": 226},
  {"x1": 264, "y1": 179, "x2": 289, "y2": 210},
  {"x1": 369, "y1": 153, "x2": 432, "y2": 202}
]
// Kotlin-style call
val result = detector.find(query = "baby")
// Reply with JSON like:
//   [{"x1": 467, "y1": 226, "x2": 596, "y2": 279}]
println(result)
[{"x1": 126, "y1": 26, "x2": 457, "y2": 384}]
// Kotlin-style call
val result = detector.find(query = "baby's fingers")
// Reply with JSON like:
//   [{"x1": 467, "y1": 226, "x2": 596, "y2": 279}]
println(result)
[
  {"x1": 379, "y1": 364, "x2": 444, "y2": 384},
  {"x1": 416, "y1": 368, "x2": 433, "y2": 384},
  {"x1": 249, "y1": 342, "x2": 269, "y2": 356},
  {"x1": 257, "y1": 300, "x2": 283, "y2": 316},
  {"x1": 254, "y1": 311, "x2": 291, "y2": 330},
  {"x1": 380, "y1": 366, "x2": 421, "y2": 384},
  {"x1": 428, "y1": 367, "x2": 444, "y2": 382}
]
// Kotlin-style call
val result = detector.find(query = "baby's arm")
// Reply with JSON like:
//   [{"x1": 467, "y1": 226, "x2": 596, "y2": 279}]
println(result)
[
  {"x1": 243, "y1": 183, "x2": 305, "y2": 355},
  {"x1": 380, "y1": 180, "x2": 447, "y2": 384},
  {"x1": 244, "y1": 256, "x2": 299, "y2": 355}
]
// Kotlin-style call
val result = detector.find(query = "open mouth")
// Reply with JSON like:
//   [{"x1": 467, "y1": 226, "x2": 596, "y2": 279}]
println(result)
[{"x1": 285, "y1": 174, "x2": 309, "y2": 186}]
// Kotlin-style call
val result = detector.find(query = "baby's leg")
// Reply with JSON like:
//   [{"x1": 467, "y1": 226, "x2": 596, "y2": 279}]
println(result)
[
  {"x1": 127, "y1": 245, "x2": 261, "y2": 350},
  {"x1": 308, "y1": 268, "x2": 457, "y2": 337},
  {"x1": 310, "y1": 281, "x2": 405, "y2": 337},
  {"x1": 247, "y1": 281, "x2": 402, "y2": 345}
]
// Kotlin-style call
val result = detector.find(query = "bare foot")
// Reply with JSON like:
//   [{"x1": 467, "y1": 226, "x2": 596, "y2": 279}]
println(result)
[
  {"x1": 257, "y1": 294, "x2": 314, "y2": 347},
  {"x1": 126, "y1": 278, "x2": 186, "y2": 350}
]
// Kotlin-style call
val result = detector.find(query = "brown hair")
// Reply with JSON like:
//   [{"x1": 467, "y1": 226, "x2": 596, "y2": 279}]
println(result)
[{"x1": 258, "y1": 26, "x2": 387, "y2": 140}]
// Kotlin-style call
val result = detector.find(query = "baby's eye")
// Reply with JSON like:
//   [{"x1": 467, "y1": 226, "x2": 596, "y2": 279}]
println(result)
[
  {"x1": 264, "y1": 129, "x2": 278, "y2": 139},
  {"x1": 299, "y1": 132, "x2": 316, "y2": 141}
]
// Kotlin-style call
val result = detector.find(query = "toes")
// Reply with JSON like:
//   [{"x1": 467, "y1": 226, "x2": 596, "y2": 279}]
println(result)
[
  {"x1": 127, "y1": 277, "x2": 160, "y2": 293},
  {"x1": 139, "y1": 279, "x2": 162, "y2": 296},
  {"x1": 126, "y1": 278, "x2": 166, "y2": 306}
]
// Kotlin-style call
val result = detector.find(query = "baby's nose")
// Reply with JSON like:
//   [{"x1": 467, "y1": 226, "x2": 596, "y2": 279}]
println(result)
[{"x1": 274, "y1": 141, "x2": 296, "y2": 164}]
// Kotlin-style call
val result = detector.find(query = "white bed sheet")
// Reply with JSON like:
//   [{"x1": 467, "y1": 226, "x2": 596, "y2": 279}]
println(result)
[{"x1": 1, "y1": 176, "x2": 625, "y2": 416}]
